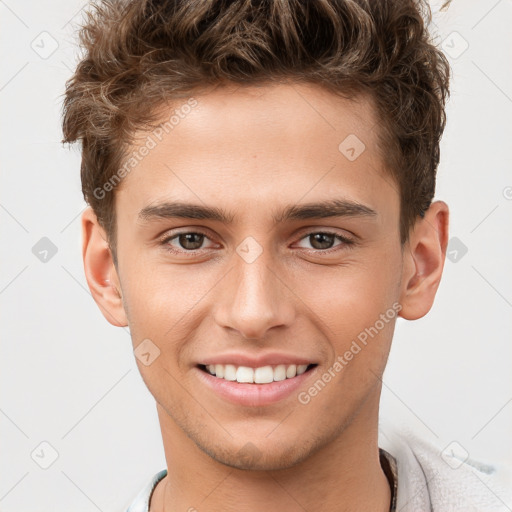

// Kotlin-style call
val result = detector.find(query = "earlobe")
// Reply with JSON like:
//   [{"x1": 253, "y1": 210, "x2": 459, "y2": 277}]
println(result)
[
  {"x1": 398, "y1": 201, "x2": 449, "y2": 320},
  {"x1": 81, "y1": 207, "x2": 128, "y2": 327}
]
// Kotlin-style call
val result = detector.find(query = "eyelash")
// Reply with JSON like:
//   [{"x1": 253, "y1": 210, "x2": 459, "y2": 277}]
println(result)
[{"x1": 159, "y1": 229, "x2": 355, "y2": 256}]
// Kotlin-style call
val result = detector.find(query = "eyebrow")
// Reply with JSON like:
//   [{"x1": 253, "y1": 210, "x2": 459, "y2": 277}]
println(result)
[{"x1": 138, "y1": 199, "x2": 377, "y2": 225}]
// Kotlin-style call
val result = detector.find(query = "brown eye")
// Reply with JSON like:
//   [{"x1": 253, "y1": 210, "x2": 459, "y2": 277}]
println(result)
[
  {"x1": 176, "y1": 233, "x2": 205, "y2": 250},
  {"x1": 308, "y1": 233, "x2": 336, "y2": 250},
  {"x1": 160, "y1": 230, "x2": 218, "y2": 256},
  {"x1": 295, "y1": 231, "x2": 354, "y2": 252}
]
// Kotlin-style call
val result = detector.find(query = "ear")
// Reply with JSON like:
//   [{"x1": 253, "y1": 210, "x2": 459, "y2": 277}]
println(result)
[
  {"x1": 398, "y1": 201, "x2": 449, "y2": 320},
  {"x1": 81, "y1": 206, "x2": 128, "y2": 327}
]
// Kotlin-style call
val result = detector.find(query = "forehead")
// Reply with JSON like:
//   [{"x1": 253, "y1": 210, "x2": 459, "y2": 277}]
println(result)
[
  {"x1": 142, "y1": 82, "x2": 382, "y2": 164},
  {"x1": 116, "y1": 82, "x2": 398, "y2": 223}
]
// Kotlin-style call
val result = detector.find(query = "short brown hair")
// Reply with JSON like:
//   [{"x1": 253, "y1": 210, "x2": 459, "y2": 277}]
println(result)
[{"x1": 61, "y1": 0, "x2": 450, "y2": 265}]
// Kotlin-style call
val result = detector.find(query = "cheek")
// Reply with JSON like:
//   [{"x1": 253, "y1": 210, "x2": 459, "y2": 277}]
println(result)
[
  {"x1": 299, "y1": 271, "x2": 400, "y2": 414},
  {"x1": 119, "y1": 262, "x2": 221, "y2": 378},
  {"x1": 304, "y1": 259, "x2": 401, "y2": 338},
  {"x1": 121, "y1": 257, "x2": 206, "y2": 323}
]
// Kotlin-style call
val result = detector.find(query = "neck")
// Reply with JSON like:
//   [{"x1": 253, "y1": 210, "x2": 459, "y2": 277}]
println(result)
[{"x1": 151, "y1": 392, "x2": 391, "y2": 512}]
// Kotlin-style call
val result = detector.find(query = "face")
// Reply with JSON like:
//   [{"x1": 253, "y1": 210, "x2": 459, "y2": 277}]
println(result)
[{"x1": 92, "y1": 83, "x2": 421, "y2": 470}]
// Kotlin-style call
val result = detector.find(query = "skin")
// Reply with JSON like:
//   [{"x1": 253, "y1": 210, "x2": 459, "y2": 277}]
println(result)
[{"x1": 81, "y1": 83, "x2": 449, "y2": 512}]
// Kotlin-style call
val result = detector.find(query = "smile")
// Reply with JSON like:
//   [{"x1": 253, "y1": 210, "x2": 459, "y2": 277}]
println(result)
[{"x1": 200, "y1": 363, "x2": 315, "y2": 384}]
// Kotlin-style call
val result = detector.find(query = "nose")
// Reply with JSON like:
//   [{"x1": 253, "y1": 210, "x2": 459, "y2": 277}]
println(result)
[{"x1": 214, "y1": 249, "x2": 296, "y2": 341}]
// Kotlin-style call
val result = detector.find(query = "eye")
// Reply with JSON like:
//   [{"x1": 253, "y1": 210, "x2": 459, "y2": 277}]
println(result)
[
  {"x1": 161, "y1": 231, "x2": 216, "y2": 253},
  {"x1": 296, "y1": 231, "x2": 354, "y2": 251}
]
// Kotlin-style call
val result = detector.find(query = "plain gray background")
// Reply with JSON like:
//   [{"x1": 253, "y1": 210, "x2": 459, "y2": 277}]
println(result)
[{"x1": 1, "y1": 0, "x2": 511, "y2": 510}]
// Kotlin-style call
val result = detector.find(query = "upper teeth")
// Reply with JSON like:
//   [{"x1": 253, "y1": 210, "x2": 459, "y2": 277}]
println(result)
[{"x1": 205, "y1": 364, "x2": 309, "y2": 383}]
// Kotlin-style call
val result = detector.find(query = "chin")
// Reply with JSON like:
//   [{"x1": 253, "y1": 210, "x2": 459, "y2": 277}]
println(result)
[{"x1": 197, "y1": 435, "x2": 316, "y2": 471}]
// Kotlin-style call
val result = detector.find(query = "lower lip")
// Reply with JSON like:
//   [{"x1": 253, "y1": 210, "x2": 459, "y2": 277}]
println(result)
[{"x1": 194, "y1": 366, "x2": 317, "y2": 407}]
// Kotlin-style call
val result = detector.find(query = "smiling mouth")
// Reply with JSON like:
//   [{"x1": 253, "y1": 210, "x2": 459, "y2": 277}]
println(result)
[{"x1": 198, "y1": 363, "x2": 317, "y2": 384}]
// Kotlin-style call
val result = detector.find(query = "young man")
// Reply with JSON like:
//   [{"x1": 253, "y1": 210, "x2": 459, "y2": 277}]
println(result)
[{"x1": 61, "y1": 0, "x2": 508, "y2": 510}]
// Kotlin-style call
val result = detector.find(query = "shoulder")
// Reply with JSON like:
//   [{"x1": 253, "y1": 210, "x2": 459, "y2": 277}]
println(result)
[
  {"x1": 379, "y1": 424, "x2": 512, "y2": 512},
  {"x1": 126, "y1": 469, "x2": 168, "y2": 512}
]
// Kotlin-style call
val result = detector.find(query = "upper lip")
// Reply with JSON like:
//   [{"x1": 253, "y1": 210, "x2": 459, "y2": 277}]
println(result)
[{"x1": 198, "y1": 352, "x2": 316, "y2": 368}]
